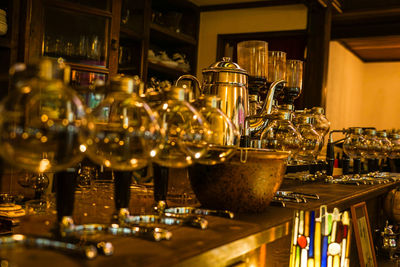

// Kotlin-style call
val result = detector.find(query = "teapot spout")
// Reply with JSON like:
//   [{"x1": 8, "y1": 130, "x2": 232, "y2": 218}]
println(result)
[
  {"x1": 258, "y1": 79, "x2": 286, "y2": 116},
  {"x1": 247, "y1": 80, "x2": 286, "y2": 140}
]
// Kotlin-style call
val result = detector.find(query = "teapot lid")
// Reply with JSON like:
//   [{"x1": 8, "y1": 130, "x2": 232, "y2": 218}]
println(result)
[{"x1": 203, "y1": 57, "x2": 248, "y2": 75}]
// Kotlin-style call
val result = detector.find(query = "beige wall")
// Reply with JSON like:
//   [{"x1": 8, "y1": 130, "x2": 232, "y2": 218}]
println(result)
[
  {"x1": 326, "y1": 41, "x2": 365, "y2": 132},
  {"x1": 326, "y1": 41, "x2": 400, "y2": 133},
  {"x1": 197, "y1": 4, "x2": 308, "y2": 77}
]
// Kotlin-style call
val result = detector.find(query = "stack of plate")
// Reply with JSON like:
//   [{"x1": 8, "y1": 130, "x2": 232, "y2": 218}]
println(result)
[{"x1": 0, "y1": 9, "x2": 7, "y2": 36}]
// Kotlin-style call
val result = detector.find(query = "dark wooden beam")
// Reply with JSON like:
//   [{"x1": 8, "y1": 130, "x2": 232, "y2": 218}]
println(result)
[
  {"x1": 302, "y1": 0, "x2": 332, "y2": 109},
  {"x1": 199, "y1": 0, "x2": 303, "y2": 12}
]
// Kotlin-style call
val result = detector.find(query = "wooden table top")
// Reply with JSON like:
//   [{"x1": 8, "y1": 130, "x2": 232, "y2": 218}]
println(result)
[{"x1": 0, "y1": 178, "x2": 399, "y2": 267}]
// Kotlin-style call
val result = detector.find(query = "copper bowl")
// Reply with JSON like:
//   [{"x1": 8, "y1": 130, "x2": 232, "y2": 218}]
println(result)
[{"x1": 188, "y1": 148, "x2": 289, "y2": 213}]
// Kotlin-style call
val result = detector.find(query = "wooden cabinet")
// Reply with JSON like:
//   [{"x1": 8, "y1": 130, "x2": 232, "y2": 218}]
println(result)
[
  {"x1": 118, "y1": 0, "x2": 199, "y2": 85},
  {"x1": 0, "y1": 0, "x2": 21, "y2": 100},
  {"x1": 21, "y1": 0, "x2": 199, "y2": 96}
]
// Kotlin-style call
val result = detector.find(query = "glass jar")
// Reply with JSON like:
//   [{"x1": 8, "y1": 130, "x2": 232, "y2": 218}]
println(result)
[{"x1": 193, "y1": 95, "x2": 240, "y2": 165}]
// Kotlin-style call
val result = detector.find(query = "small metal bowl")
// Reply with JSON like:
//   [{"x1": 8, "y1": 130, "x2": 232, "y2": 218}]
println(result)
[{"x1": 188, "y1": 148, "x2": 289, "y2": 213}]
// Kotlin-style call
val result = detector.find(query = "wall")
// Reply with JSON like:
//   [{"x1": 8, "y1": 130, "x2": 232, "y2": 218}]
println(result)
[
  {"x1": 326, "y1": 41, "x2": 400, "y2": 133},
  {"x1": 325, "y1": 41, "x2": 365, "y2": 132},
  {"x1": 197, "y1": 4, "x2": 308, "y2": 77},
  {"x1": 361, "y1": 62, "x2": 400, "y2": 130}
]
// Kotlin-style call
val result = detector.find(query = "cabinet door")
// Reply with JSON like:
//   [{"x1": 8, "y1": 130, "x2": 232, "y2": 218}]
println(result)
[{"x1": 27, "y1": 0, "x2": 120, "y2": 75}]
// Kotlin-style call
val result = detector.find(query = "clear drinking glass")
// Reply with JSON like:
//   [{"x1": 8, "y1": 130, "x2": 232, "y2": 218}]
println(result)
[{"x1": 237, "y1": 40, "x2": 268, "y2": 80}]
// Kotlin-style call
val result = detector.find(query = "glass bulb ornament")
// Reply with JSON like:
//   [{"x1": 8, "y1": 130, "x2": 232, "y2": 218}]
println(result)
[
  {"x1": 376, "y1": 131, "x2": 392, "y2": 160},
  {"x1": 0, "y1": 58, "x2": 87, "y2": 172},
  {"x1": 260, "y1": 109, "x2": 302, "y2": 159},
  {"x1": 153, "y1": 86, "x2": 210, "y2": 168},
  {"x1": 343, "y1": 128, "x2": 368, "y2": 159},
  {"x1": 85, "y1": 75, "x2": 161, "y2": 171},
  {"x1": 193, "y1": 95, "x2": 240, "y2": 165},
  {"x1": 295, "y1": 115, "x2": 322, "y2": 163}
]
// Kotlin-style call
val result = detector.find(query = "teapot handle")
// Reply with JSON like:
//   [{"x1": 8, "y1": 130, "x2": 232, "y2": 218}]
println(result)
[{"x1": 175, "y1": 75, "x2": 203, "y2": 99}]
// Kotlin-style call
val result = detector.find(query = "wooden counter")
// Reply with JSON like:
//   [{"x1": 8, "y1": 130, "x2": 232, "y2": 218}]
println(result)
[{"x1": 1, "y1": 179, "x2": 399, "y2": 267}]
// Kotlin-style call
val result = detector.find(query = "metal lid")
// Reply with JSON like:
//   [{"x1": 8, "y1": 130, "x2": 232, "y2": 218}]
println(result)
[{"x1": 202, "y1": 57, "x2": 248, "y2": 75}]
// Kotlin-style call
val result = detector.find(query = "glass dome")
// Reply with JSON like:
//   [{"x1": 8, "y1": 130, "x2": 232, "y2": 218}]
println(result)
[{"x1": 0, "y1": 59, "x2": 87, "y2": 172}]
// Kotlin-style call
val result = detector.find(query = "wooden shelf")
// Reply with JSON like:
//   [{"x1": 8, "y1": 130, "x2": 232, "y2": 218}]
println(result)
[
  {"x1": 67, "y1": 62, "x2": 109, "y2": 74},
  {"x1": 150, "y1": 22, "x2": 196, "y2": 46},
  {"x1": 120, "y1": 26, "x2": 143, "y2": 41},
  {"x1": 44, "y1": 0, "x2": 112, "y2": 18},
  {"x1": 148, "y1": 61, "x2": 189, "y2": 77}
]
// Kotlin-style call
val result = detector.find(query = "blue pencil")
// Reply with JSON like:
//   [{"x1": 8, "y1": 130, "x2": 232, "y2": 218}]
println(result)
[{"x1": 309, "y1": 210, "x2": 315, "y2": 258}]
